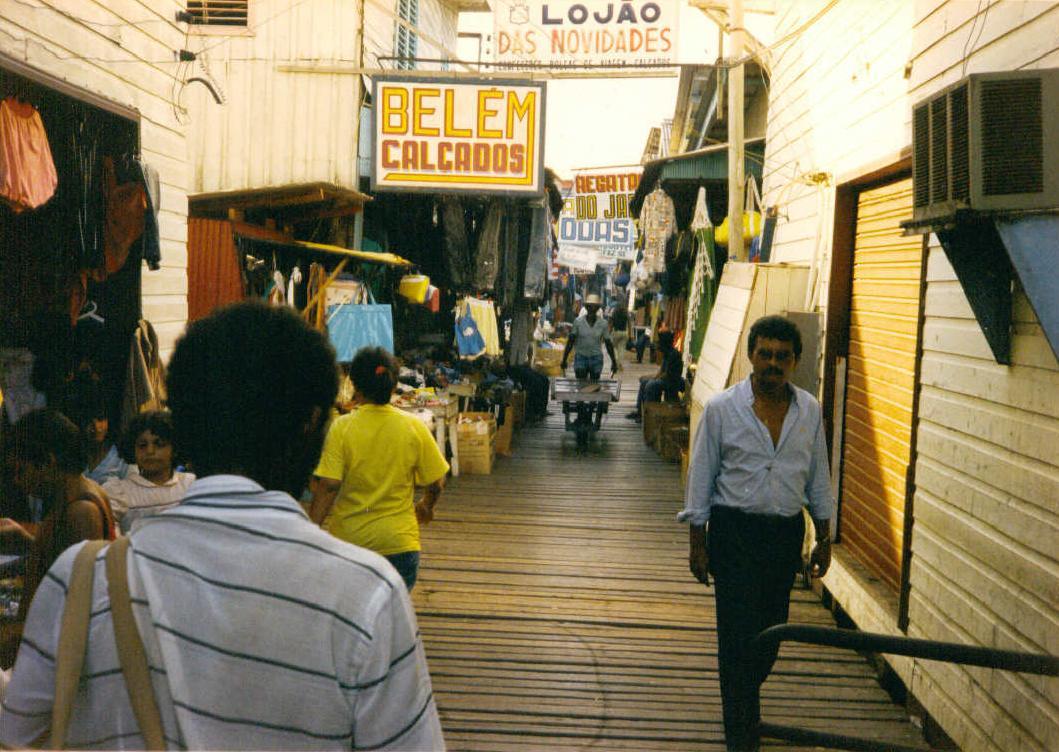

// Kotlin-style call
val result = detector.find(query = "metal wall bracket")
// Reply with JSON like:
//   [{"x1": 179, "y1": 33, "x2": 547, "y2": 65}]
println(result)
[{"x1": 936, "y1": 219, "x2": 1014, "y2": 365}]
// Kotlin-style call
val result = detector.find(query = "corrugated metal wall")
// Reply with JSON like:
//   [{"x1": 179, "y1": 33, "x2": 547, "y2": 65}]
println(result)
[
  {"x1": 839, "y1": 178, "x2": 921, "y2": 591},
  {"x1": 187, "y1": 219, "x2": 244, "y2": 321}
]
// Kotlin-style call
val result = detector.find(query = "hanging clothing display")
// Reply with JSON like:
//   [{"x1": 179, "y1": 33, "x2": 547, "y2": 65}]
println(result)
[
  {"x1": 455, "y1": 298, "x2": 500, "y2": 358},
  {"x1": 474, "y1": 200, "x2": 504, "y2": 291},
  {"x1": 663, "y1": 296, "x2": 688, "y2": 334},
  {"x1": 287, "y1": 265, "x2": 302, "y2": 307},
  {"x1": 467, "y1": 297, "x2": 501, "y2": 356},
  {"x1": 121, "y1": 320, "x2": 166, "y2": 431},
  {"x1": 685, "y1": 188, "x2": 720, "y2": 368},
  {"x1": 102, "y1": 156, "x2": 146, "y2": 277},
  {"x1": 135, "y1": 158, "x2": 162, "y2": 270},
  {"x1": 0, "y1": 97, "x2": 58, "y2": 213},
  {"x1": 441, "y1": 197, "x2": 473, "y2": 289},
  {"x1": 327, "y1": 300, "x2": 395, "y2": 361},
  {"x1": 454, "y1": 302, "x2": 486, "y2": 359},
  {"x1": 640, "y1": 187, "x2": 676, "y2": 275},
  {"x1": 267, "y1": 270, "x2": 287, "y2": 306},
  {"x1": 523, "y1": 206, "x2": 551, "y2": 300}
]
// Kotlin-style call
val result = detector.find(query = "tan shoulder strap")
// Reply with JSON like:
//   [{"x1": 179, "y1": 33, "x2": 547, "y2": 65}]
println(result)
[
  {"x1": 51, "y1": 539, "x2": 109, "y2": 750},
  {"x1": 105, "y1": 536, "x2": 166, "y2": 750}
]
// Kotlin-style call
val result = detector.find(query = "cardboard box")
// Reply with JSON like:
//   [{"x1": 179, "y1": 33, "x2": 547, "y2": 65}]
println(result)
[
  {"x1": 495, "y1": 414, "x2": 514, "y2": 457},
  {"x1": 457, "y1": 412, "x2": 497, "y2": 474},
  {"x1": 660, "y1": 424, "x2": 689, "y2": 463},
  {"x1": 460, "y1": 446, "x2": 495, "y2": 474}
]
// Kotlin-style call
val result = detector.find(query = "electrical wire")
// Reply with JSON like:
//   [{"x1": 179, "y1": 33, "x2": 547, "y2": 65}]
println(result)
[
  {"x1": 716, "y1": 0, "x2": 842, "y2": 70},
  {"x1": 961, "y1": 0, "x2": 992, "y2": 76}
]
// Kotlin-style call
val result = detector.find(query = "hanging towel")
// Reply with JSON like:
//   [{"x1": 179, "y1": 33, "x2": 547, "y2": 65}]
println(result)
[{"x1": 0, "y1": 97, "x2": 58, "y2": 213}]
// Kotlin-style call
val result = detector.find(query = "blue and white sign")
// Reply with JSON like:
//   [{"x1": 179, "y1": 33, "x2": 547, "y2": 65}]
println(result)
[{"x1": 557, "y1": 168, "x2": 641, "y2": 264}]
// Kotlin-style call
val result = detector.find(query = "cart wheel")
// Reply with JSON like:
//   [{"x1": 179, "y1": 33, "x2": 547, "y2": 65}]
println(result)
[{"x1": 575, "y1": 423, "x2": 590, "y2": 452}]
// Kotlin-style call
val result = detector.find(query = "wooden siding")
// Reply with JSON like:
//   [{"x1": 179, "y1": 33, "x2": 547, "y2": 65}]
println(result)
[
  {"x1": 838, "y1": 179, "x2": 921, "y2": 592},
  {"x1": 364, "y1": 0, "x2": 460, "y2": 72},
  {"x1": 184, "y1": 0, "x2": 362, "y2": 194},
  {"x1": 760, "y1": 2, "x2": 1059, "y2": 750},
  {"x1": 909, "y1": 243, "x2": 1059, "y2": 751},
  {"x1": 0, "y1": 0, "x2": 189, "y2": 360}
]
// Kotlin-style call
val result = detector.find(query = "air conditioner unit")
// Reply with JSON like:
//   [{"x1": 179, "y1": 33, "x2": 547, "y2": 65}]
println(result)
[{"x1": 911, "y1": 68, "x2": 1059, "y2": 225}]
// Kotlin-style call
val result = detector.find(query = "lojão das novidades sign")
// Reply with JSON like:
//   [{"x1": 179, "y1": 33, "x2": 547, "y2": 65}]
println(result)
[
  {"x1": 371, "y1": 77, "x2": 546, "y2": 196},
  {"x1": 495, "y1": 0, "x2": 678, "y2": 68}
]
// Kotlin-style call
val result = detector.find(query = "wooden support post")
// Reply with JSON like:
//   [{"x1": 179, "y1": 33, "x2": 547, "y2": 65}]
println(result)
[{"x1": 727, "y1": 0, "x2": 746, "y2": 261}]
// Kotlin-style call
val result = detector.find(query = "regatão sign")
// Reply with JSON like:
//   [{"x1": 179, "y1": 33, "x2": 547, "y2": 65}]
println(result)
[
  {"x1": 371, "y1": 77, "x2": 546, "y2": 195},
  {"x1": 494, "y1": 0, "x2": 678, "y2": 68},
  {"x1": 557, "y1": 167, "x2": 641, "y2": 264}
]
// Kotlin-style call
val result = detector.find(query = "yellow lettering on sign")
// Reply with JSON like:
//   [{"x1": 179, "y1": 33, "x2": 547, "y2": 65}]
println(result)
[
  {"x1": 505, "y1": 90, "x2": 535, "y2": 139},
  {"x1": 381, "y1": 87, "x2": 408, "y2": 135},
  {"x1": 413, "y1": 88, "x2": 440, "y2": 136},
  {"x1": 444, "y1": 89, "x2": 472, "y2": 138},
  {"x1": 477, "y1": 90, "x2": 504, "y2": 139}
]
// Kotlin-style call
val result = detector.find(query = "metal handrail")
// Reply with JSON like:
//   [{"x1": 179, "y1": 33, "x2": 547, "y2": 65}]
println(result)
[{"x1": 751, "y1": 624, "x2": 1059, "y2": 752}]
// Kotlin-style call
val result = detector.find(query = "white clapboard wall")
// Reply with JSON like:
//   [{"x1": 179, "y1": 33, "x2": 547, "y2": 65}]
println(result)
[{"x1": 756, "y1": 2, "x2": 1059, "y2": 750}]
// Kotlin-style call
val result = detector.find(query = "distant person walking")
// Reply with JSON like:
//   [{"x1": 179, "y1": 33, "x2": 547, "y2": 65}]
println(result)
[
  {"x1": 680, "y1": 315, "x2": 833, "y2": 752},
  {"x1": 310, "y1": 347, "x2": 449, "y2": 592}
]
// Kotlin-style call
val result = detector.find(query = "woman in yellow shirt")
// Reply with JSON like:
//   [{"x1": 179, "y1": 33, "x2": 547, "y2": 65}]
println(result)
[{"x1": 309, "y1": 348, "x2": 448, "y2": 590}]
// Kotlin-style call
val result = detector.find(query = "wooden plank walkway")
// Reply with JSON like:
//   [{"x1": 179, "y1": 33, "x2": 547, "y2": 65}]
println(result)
[{"x1": 414, "y1": 363, "x2": 927, "y2": 751}]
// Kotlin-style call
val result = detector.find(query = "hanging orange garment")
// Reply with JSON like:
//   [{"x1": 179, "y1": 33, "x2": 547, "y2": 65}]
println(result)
[
  {"x1": 102, "y1": 156, "x2": 146, "y2": 276},
  {"x1": 0, "y1": 97, "x2": 58, "y2": 212}
]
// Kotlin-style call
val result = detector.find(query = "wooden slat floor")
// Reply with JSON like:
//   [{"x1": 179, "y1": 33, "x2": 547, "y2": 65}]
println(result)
[{"x1": 414, "y1": 362, "x2": 927, "y2": 751}]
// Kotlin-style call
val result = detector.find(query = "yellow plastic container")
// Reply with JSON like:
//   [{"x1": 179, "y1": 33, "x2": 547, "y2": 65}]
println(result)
[
  {"x1": 398, "y1": 274, "x2": 430, "y2": 303},
  {"x1": 714, "y1": 212, "x2": 763, "y2": 246}
]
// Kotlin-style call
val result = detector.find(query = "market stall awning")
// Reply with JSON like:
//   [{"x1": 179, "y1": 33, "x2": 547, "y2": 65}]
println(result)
[
  {"x1": 189, "y1": 182, "x2": 372, "y2": 219},
  {"x1": 631, "y1": 137, "x2": 766, "y2": 221}
]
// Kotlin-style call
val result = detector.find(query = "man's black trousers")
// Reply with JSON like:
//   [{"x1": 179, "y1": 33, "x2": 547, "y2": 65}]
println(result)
[{"x1": 708, "y1": 505, "x2": 805, "y2": 752}]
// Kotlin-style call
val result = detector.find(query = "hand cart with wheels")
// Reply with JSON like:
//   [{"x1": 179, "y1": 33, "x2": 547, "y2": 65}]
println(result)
[{"x1": 550, "y1": 377, "x2": 622, "y2": 451}]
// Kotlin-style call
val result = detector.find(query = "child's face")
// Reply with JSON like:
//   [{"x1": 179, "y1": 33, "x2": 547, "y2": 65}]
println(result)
[
  {"x1": 134, "y1": 430, "x2": 173, "y2": 477},
  {"x1": 83, "y1": 417, "x2": 109, "y2": 446}
]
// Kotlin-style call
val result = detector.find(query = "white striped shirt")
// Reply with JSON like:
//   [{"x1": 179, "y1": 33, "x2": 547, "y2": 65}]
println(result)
[
  {"x1": 0, "y1": 475, "x2": 444, "y2": 750},
  {"x1": 103, "y1": 467, "x2": 196, "y2": 534}
]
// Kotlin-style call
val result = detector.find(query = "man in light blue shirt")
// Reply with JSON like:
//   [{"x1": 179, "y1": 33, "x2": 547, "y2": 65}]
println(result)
[{"x1": 679, "y1": 315, "x2": 833, "y2": 752}]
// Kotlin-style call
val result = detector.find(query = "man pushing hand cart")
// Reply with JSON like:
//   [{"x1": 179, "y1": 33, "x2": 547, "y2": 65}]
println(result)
[{"x1": 557, "y1": 294, "x2": 621, "y2": 451}]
